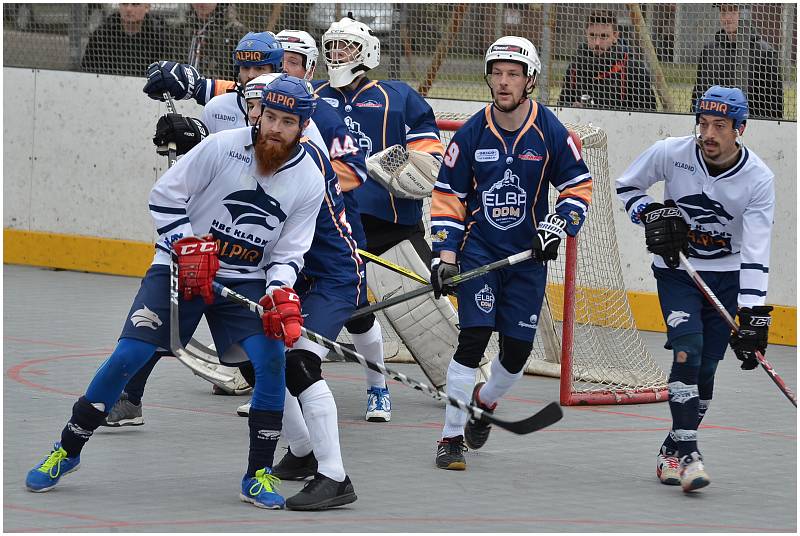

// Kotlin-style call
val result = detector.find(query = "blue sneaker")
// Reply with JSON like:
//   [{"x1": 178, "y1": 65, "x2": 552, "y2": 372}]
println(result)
[
  {"x1": 26, "y1": 442, "x2": 80, "y2": 492},
  {"x1": 365, "y1": 386, "x2": 391, "y2": 422},
  {"x1": 240, "y1": 468, "x2": 285, "y2": 509}
]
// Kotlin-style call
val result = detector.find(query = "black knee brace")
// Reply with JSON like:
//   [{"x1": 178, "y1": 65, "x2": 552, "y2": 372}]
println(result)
[
  {"x1": 498, "y1": 334, "x2": 533, "y2": 375},
  {"x1": 285, "y1": 349, "x2": 323, "y2": 397},
  {"x1": 345, "y1": 311, "x2": 375, "y2": 335},
  {"x1": 453, "y1": 327, "x2": 493, "y2": 369}
]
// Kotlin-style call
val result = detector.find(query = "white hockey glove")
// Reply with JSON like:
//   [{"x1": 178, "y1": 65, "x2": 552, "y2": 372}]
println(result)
[{"x1": 366, "y1": 144, "x2": 441, "y2": 199}]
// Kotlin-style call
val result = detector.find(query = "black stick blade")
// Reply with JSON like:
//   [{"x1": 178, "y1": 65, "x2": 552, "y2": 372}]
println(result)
[{"x1": 488, "y1": 402, "x2": 563, "y2": 435}]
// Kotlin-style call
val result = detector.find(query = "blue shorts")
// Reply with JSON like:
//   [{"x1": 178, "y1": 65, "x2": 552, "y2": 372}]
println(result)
[
  {"x1": 119, "y1": 265, "x2": 264, "y2": 356},
  {"x1": 456, "y1": 257, "x2": 547, "y2": 342},
  {"x1": 295, "y1": 273, "x2": 360, "y2": 340},
  {"x1": 653, "y1": 266, "x2": 739, "y2": 361}
]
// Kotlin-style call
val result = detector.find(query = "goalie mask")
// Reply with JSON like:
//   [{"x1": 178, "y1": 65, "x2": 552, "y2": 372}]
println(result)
[
  {"x1": 276, "y1": 29, "x2": 319, "y2": 81},
  {"x1": 322, "y1": 16, "x2": 380, "y2": 88},
  {"x1": 484, "y1": 36, "x2": 540, "y2": 111}
]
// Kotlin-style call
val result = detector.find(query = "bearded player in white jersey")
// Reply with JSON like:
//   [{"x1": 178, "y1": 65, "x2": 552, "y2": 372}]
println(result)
[
  {"x1": 25, "y1": 76, "x2": 325, "y2": 511},
  {"x1": 616, "y1": 85, "x2": 775, "y2": 492}
]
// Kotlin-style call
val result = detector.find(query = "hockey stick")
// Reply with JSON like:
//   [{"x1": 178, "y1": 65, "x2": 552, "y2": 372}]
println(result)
[
  {"x1": 678, "y1": 252, "x2": 796, "y2": 407},
  {"x1": 212, "y1": 280, "x2": 563, "y2": 434},
  {"x1": 351, "y1": 249, "x2": 534, "y2": 320},
  {"x1": 162, "y1": 92, "x2": 178, "y2": 168},
  {"x1": 357, "y1": 248, "x2": 428, "y2": 284}
]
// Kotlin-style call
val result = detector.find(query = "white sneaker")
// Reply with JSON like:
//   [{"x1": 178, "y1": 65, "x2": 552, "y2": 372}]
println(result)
[
  {"x1": 656, "y1": 447, "x2": 681, "y2": 485},
  {"x1": 680, "y1": 452, "x2": 710, "y2": 492},
  {"x1": 365, "y1": 386, "x2": 391, "y2": 422},
  {"x1": 237, "y1": 400, "x2": 251, "y2": 417}
]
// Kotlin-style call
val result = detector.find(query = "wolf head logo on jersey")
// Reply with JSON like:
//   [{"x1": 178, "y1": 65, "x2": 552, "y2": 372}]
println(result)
[
  {"x1": 130, "y1": 305, "x2": 162, "y2": 330},
  {"x1": 223, "y1": 182, "x2": 287, "y2": 230},
  {"x1": 483, "y1": 169, "x2": 527, "y2": 230},
  {"x1": 475, "y1": 284, "x2": 495, "y2": 313},
  {"x1": 677, "y1": 193, "x2": 733, "y2": 225}
]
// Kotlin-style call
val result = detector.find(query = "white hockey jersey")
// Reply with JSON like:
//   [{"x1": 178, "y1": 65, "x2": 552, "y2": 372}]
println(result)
[
  {"x1": 149, "y1": 127, "x2": 325, "y2": 289},
  {"x1": 616, "y1": 135, "x2": 775, "y2": 307}
]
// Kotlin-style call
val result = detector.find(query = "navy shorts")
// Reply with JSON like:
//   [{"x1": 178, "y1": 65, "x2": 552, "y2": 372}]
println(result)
[
  {"x1": 653, "y1": 266, "x2": 739, "y2": 361},
  {"x1": 119, "y1": 265, "x2": 264, "y2": 356},
  {"x1": 295, "y1": 273, "x2": 360, "y2": 340},
  {"x1": 456, "y1": 256, "x2": 546, "y2": 342}
]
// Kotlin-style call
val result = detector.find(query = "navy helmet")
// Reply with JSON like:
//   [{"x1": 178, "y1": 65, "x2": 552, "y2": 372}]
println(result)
[
  {"x1": 695, "y1": 85, "x2": 749, "y2": 129},
  {"x1": 233, "y1": 32, "x2": 283, "y2": 71},
  {"x1": 261, "y1": 74, "x2": 317, "y2": 124}
]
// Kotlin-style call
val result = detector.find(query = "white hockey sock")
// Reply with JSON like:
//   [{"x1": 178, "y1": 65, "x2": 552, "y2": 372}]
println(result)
[
  {"x1": 442, "y1": 359, "x2": 477, "y2": 439},
  {"x1": 478, "y1": 358, "x2": 524, "y2": 406},
  {"x1": 350, "y1": 321, "x2": 387, "y2": 389},
  {"x1": 298, "y1": 380, "x2": 346, "y2": 482},
  {"x1": 281, "y1": 388, "x2": 313, "y2": 458}
]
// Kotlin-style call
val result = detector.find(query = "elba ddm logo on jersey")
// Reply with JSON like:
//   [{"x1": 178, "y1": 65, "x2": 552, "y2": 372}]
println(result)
[
  {"x1": 130, "y1": 305, "x2": 162, "y2": 330},
  {"x1": 344, "y1": 116, "x2": 373, "y2": 157},
  {"x1": 475, "y1": 284, "x2": 495, "y2": 313},
  {"x1": 483, "y1": 169, "x2": 527, "y2": 230},
  {"x1": 666, "y1": 310, "x2": 690, "y2": 328}
]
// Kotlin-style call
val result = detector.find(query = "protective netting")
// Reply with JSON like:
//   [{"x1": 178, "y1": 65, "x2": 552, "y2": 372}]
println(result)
[{"x1": 3, "y1": 3, "x2": 796, "y2": 120}]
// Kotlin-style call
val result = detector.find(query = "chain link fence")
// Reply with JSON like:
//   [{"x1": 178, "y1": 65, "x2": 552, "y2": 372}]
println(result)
[{"x1": 3, "y1": 3, "x2": 796, "y2": 119}]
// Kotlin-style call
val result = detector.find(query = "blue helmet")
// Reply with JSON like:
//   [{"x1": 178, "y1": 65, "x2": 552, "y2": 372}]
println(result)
[
  {"x1": 695, "y1": 85, "x2": 749, "y2": 129},
  {"x1": 233, "y1": 32, "x2": 283, "y2": 70},
  {"x1": 261, "y1": 74, "x2": 317, "y2": 124}
]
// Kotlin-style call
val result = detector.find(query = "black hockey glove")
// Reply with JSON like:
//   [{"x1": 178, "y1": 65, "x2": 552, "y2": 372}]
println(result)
[
  {"x1": 143, "y1": 61, "x2": 202, "y2": 101},
  {"x1": 431, "y1": 257, "x2": 458, "y2": 299},
  {"x1": 531, "y1": 213, "x2": 567, "y2": 262},
  {"x1": 730, "y1": 306, "x2": 772, "y2": 370},
  {"x1": 641, "y1": 203, "x2": 688, "y2": 269},
  {"x1": 153, "y1": 114, "x2": 209, "y2": 156}
]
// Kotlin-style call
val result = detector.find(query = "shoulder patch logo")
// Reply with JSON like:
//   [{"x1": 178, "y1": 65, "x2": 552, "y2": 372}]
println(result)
[
  {"x1": 483, "y1": 169, "x2": 527, "y2": 230},
  {"x1": 322, "y1": 97, "x2": 339, "y2": 108},
  {"x1": 130, "y1": 305, "x2": 162, "y2": 330},
  {"x1": 475, "y1": 149, "x2": 499, "y2": 162},
  {"x1": 475, "y1": 284, "x2": 495, "y2": 313},
  {"x1": 432, "y1": 229, "x2": 449, "y2": 243},
  {"x1": 666, "y1": 310, "x2": 691, "y2": 328}
]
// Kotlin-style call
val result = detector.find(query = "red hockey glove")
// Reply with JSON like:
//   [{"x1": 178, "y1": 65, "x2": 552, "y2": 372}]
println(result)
[
  {"x1": 259, "y1": 287, "x2": 303, "y2": 347},
  {"x1": 173, "y1": 235, "x2": 219, "y2": 304}
]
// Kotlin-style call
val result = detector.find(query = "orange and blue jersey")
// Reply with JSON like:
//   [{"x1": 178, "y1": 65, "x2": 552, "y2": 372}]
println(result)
[
  {"x1": 314, "y1": 78, "x2": 444, "y2": 226},
  {"x1": 431, "y1": 101, "x2": 592, "y2": 264}
]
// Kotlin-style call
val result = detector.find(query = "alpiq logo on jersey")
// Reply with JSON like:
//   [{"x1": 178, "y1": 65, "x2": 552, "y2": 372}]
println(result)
[
  {"x1": 475, "y1": 284, "x2": 495, "y2": 313},
  {"x1": 483, "y1": 169, "x2": 527, "y2": 230}
]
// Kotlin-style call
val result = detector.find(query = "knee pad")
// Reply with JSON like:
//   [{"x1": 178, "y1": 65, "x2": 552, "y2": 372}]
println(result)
[
  {"x1": 285, "y1": 349, "x2": 323, "y2": 397},
  {"x1": 453, "y1": 327, "x2": 493, "y2": 369},
  {"x1": 498, "y1": 335, "x2": 533, "y2": 375},
  {"x1": 73, "y1": 396, "x2": 107, "y2": 431},
  {"x1": 698, "y1": 358, "x2": 719, "y2": 402},
  {"x1": 670, "y1": 333, "x2": 703, "y2": 367},
  {"x1": 345, "y1": 312, "x2": 375, "y2": 335}
]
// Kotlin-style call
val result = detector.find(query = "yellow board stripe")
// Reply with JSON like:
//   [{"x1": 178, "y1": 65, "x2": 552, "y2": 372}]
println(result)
[{"x1": 4, "y1": 228, "x2": 796, "y2": 346}]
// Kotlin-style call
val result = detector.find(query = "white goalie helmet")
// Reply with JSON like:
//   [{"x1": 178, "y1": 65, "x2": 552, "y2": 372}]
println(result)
[
  {"x1": 484, "y1": 35, "x2": 541, "y2": 82},
  {"x1": 322, "y1": 16, "x2": 381, "y2": 88},
  {"x1": 244, "y1": 73, "x2": 281, "y2": 100},
  {"x1": 276, "y1": 29, "x2": 319, "y2": 81}
]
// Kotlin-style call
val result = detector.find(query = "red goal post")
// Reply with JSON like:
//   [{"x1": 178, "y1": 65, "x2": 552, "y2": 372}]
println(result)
[{"x1": 433, "y1": 112, "x2": 668, "y2": 406}]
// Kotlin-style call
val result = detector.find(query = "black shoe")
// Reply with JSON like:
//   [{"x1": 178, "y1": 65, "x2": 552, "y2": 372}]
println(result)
[
  {"x1": 286, "y1": 473, "x2": 357, "y2": 511},
  {"x1": 435, "y1": 435, "x2": 467, "y2": 470},
  {"x1": 272, "y1": 448, "x2": 318, "y2": 480},
  {"x1": 464, "y1": 382, "x2": 496, "y2": 450}
]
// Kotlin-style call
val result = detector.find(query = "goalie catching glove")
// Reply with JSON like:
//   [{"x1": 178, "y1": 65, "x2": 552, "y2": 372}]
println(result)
[
  {"x1": 730, "y1": 306, "x2": 772, "y2": 370},
  {"x1": 153, "y1": 114, "x2": 208, "y2": 156},
  {"x1": 174, "y1": 235, "x2": 219, "y2": 304},
  {"x1": 366, "y1": 144, "x2": 441, "y2": 199},
  {"x1": 259, "y1": 287, "x2": 303, "y2": 347},
  {"x1": 641, "y1": 202, "x2": 688, "y2": 269},
  {"x1": 532, "y1": 213, "x2": 567, "y2": 262}
]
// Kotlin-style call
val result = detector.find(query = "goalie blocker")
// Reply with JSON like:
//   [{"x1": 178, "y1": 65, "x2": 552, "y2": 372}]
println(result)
[{"x1": 366, "y1": 144, "x2": 441, "y2": 200}]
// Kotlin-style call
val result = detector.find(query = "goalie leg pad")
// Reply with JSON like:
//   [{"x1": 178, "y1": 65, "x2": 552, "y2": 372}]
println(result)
[
  {"x1": 286, "y1": 349, "x2": 323, "y2": 397},
  {"x1": 368, "y1": 240, "x2": 460, "y2": 389},
  {"x1": 453, "y1": 327, "x2": 494, "y2": 369}
]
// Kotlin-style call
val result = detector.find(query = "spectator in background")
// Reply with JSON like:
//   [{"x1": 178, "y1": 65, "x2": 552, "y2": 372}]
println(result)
[
  {"x1": 170, "y1": 4, "x2": 245, "y2": 80},
  {"x1": 692, "y1": 4, "x2": 783, "y2": 119},
  {"x1": 82, "y1": 3, "x2": 167, "y2": 76},
  {"x1": 557, "y1": 9, "x2": 657, "y2": 111}
]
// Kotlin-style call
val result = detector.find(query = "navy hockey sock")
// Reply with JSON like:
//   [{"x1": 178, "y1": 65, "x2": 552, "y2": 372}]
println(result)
[
  {"x1": 60, "y1": 396, "x2": 107, "y2": 457},
  {"x1": 124, "y1": 353, "x2": 164, "y2": 405},
  {"x1": 247, "y1": 408, "x2": 283, "y2": 478},
  {"x1": 667, "y1": 334, "x2": 702, "y2": 457},
  {"x1": 697, "y1": 358, "x2": 719, "y2": 425}
]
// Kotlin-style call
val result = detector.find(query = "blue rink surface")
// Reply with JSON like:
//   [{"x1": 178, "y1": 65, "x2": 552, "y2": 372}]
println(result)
[{"x1": 3, "y1": 264, "x2": 797, "y2": 533}]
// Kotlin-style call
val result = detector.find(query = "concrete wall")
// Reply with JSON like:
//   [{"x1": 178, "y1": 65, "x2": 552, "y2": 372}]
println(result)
[{"x1": 4, "y1": 67, "x2": 797, "y2": 308}]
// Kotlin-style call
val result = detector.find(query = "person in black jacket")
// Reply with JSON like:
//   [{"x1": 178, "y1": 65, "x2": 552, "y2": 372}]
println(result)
[
  {"x1": 81, "y1": 3, "x2": 167, "y2": 77},
  {"x1": 557, "y1": 10, "x2": 657, "y2": 111},
  {"x1": 169, "y1": 3, "x2": 246, "y2": 80},
  {"x1": 691, "y1": 4, "x2": 783, "y2": 119}
]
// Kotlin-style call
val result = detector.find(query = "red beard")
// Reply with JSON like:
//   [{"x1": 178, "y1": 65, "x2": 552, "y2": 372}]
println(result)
[{"x1": 254, "y1": 131, "x2": 302, "y2": 176}]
